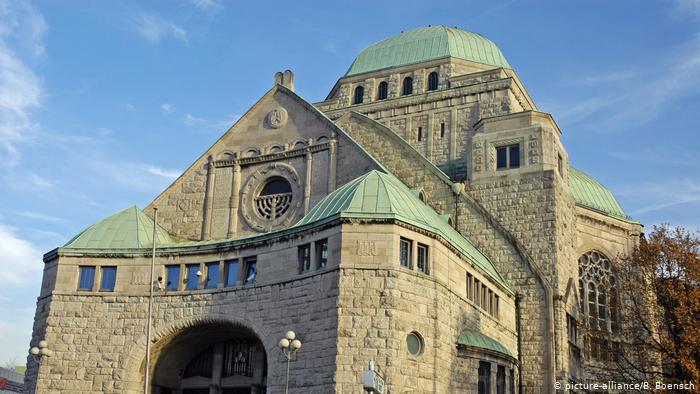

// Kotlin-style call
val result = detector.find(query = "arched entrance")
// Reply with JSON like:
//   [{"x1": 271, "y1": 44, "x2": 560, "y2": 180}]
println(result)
[{"x1": 152, "y1": 322, "x2": 267, "y2": 394}]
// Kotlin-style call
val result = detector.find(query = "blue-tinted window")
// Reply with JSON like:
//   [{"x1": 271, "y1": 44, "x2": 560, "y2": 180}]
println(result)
[
  {"x1": 244, "y1": 258, "x2": 257, "y2": 284},
  {"x1": 166, "y1": 265, "x2": 180, "y2": 291},
  {"x1": 496, "y1": 144, "x2": 520, "y2": 169},
  {"x1": 225, "y1": 259, "x2": 239, "y2": 287},
  {"x1": 400, "y1": 238, "x2": 412, "y2": 267},
  {"x1": 206, "y1": 262, "x2": 219, "y2": 289},
  {"x1": 427, "y1": 72, "x2": 438, "y2": 91},
  {"x1": 78, "y1": 266, "x2": 95, "y2": 291},
  {"x1": 509, "y1": 145, "x2": 520, "y2": 168},
  {"x1": 100, "y1": 266, "x2": 117, "y2": 291},
  {"x1": 496, "y1": 146, "x2": 508, "y2": 169},
  {"x1": 186, "y1": 264, "x2": 200, "y2": 290}
]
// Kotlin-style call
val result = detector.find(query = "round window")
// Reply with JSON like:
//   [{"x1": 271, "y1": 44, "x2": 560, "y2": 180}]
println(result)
[
  {"x1": 255, "y1": 177, "x2": 293, "y2": 219},
  {"x1": 406, "y1": 332, "x2": 424, "y2": 356}
]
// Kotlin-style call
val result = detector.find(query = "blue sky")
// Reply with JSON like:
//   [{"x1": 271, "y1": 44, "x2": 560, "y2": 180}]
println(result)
[{"x1": 1, "y1": 0, "x2": 699, "y2": 364}]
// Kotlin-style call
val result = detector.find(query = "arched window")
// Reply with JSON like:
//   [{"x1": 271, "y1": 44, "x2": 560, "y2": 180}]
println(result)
[
  {"x1": 353, "y1": 85, "x2": 364, "y2": 104},
  {"x1": 427, "y1": 72, "x2": 438, "y2": 91},
  {"x1": 255, "y1": 177, "x2": 292, "y2": 219},
  {"x1": 377, "y1": 81, "x2": 388, "y2": 100},
  {"x1": 578, "y1": 250, "x2": 619, "y2": 360},
  {"x1": 402, "y1": 77, "x2": 413, "y2": 95}
]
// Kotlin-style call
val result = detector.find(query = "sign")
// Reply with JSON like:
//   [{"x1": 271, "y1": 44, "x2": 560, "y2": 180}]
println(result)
[{"x1": 363, "y1": 361, "x2": 385, "y2": 394}]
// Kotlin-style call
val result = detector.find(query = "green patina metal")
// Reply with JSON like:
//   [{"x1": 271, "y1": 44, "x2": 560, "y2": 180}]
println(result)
[
  {"x1": 63, "y1": 206, "x2": 175, "y2": 249},
  {"x1": 297, "y1": 170, "x2": 510, "y2": 292},
  {"x1": 569, "y1": 167, "x2": 633, "y2": 221},
  {"x1": 457, "y1": 328, "x2": 513, "y2": 357},
  {"x1": 346, "y1": 25, "x2": 511, "y2": 76}
]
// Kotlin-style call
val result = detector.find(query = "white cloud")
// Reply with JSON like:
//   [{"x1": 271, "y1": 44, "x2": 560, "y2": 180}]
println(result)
[
  {"x1": 0, "y1": 223, "x2": 42, "y2": 285},
  {"x1": 617, "y1": 179, "x2": 700, "y2": 215},
  {"x1": 183, "y1": 112, "x2": 238, "y2": 131},
  {"x1": 568, "y1": 71, "x2": 638, "y2": 86},
  {"x1": 15, "y1": 211, "x2": 65, "y2": 223},
  {"x1": 132, "y1": 13, "x2": 188, "y2": 45},
  {"x1": 160, "y1": 103, "x2": 175, "y2": 113},
  {"x1": 0, "y1": 0, "x2": 46, "y2": 168}
]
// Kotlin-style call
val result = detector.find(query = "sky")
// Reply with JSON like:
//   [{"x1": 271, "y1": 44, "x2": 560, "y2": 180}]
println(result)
[{"x1": 1, "y1": 0, "x2": 699, "y2": 364}]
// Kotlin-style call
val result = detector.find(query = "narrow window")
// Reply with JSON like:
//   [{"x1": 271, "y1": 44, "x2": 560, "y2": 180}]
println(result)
[
  {"x1": 316, "y1": 239, "x2": 328, "y2": 269},
  {"x1": 243, "y1": 257, "x2": 257, "y2": 284},
  {"x1": 166, "y1": 265, "x2": 180, "y2": 291},
  {"x1": 417, "y1": 127, "x2": 422, "y2": 142},
  {"x1": 496, "y1": 144, "x2": 520, "y2": 169},
  {"x1": 100, "y1": 266, "x2": 117, "y2": 291},
  {"x1": 558, "y1": 154, "x2": 564, "y2": 175},
  {"x1": 497, "y1": 365, "x2": 506, "y2": 394},
  {"x1": 225, "y1": 259, "x2": 239, "y2": 287},
  {"x1": 427, "y1": 71, "x2": 438, "y2": 91},
  {"x1": 466, "y1": 273, "x2": 473, "y2": 301},
  {"x1": 205, "y1": 262, "x2": 219, "y2": 289},
  {"x1": 494, "y1": 295, "x2": 500, "y2": 319},
  {"x1": 474, "y1": 279, "x2": 480, "y2": 306},
  {"x1": 78, "y1": 266, "x2": 95, "y2": 291},
  {"x1": 416, "y1": 244, "x2": 428, "y2": 273},
  {"x1": 440, "y1": 122, "x2": 445, "y2": 138},
  {"x1": 478, "y1": 361, "x2": 491, "y2": 394},
  {"x1": 510, "y1": 369, "x2": 515, "y2": 394},
  {"x1": 353, "y1": 85, "x2": 364, "y2": 104},
  {"x1": 299, "y1": 244, "x2": 311, "y2": 273},
  {"x1": 588, "y1": 282, "x2": 597, "y2": 328},
  {"x1": 488, "y1": 290, "x2": 494, "y2": 315},
  {"x1": 482, "y1": 285, "x2": 488, "y2": 310},
  {"x1": 186, "y1": 264, "x2": 200, "y2": 290},
  {"x1": 598, "y1": 291, "x2": 607, "y2": 330},
  {"x1": 399, "y1": 238, "x2": 412, "y2": 267},
  {"x1": 402, "y1": 77, "x2": 413, "y2": 95},
  {"x1": 377, "y1": 81, "x2": 388, "y2": 100}
]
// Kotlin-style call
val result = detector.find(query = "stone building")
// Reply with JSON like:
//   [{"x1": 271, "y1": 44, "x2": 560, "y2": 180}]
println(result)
[{"x1": 26, "y1": 26, "x2": 644, "y2": 393}]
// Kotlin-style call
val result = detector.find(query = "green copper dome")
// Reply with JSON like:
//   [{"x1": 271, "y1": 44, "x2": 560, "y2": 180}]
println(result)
[
  {"x1": 345, "y1": 25, "x2": 511, "y2": 76},
  {"x1": 569, "y1": 167, "x2": 633, "y2": 221}
]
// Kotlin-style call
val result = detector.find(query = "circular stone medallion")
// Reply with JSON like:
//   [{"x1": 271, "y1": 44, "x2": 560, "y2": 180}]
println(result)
[{"x1": 266, "y1": 107, "x2": 288, "y2": 129}]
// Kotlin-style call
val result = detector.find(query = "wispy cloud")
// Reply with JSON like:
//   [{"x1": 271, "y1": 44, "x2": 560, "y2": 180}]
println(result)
[
  {"x1": 160, "y1": 103, "x2": 175, "y2": 113},
  {"x1": 617, "y1": 179, "x2": 700, "y2": 215},
  {"x1": 132, "y1": 13, "x2": 187, "y2": 45},
  {"x1": 147, "y1": 165, "x2": 181, "y2": 180},
  {"x1": 0, "y1": 0, "x2": 46, "y2": 168},
  {"x1": 183, "y1": 112, "x2": 238, "y2": 131},
  {"x1": 567, "y1": 71, "x2": 638, "y2": 86},
  {"x1": 608, "y1": 149, "x2": 700, "y2": 168},
  {"x1": 187, "y1": 0, "x2": 223, "y2": 14},
  {"x1": 0, "y1": 223, "x2": 42, "y2": 285},
  {"x1": 14, "y1": 211, "x2": 65, "y2": 223}
]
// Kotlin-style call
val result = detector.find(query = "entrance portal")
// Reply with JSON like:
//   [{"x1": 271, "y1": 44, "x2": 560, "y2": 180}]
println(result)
[{"x1": 152, "y1": 322, "x2": 267, "y2": 394}]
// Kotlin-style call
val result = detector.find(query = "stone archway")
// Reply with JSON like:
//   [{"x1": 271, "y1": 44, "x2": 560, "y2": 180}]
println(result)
[{"x1": 151, "y1": 321, "x2": 267, "y2": 394}]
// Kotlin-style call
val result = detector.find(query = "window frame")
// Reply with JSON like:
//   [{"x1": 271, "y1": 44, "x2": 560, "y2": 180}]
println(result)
[
  {"x1": 205, "y1": 262, "x2": 220, "y2": 289},
  {"x1": 402, "y1": 77, "x2": 413, "y2": 95},
  {"x1": 399, "y1": 238, "x2": 412, "y2": 268},
  {"x1": 78, "y1": 266, "x2": 96, "y2": 291},
  {"x1": 99, "y1": 266, "x2": 117, "y2": 292},
  {"x1": 316, "y1": 239, "x2": 328, "y2": 269},
  {"x1": 243, "y1": 257, "x2": 257, "y2": 285},
  {"x1": 353, "y1": 85, "x2": 364, "y2": 104},
  {"x1": 225, "y1": 259, "x2": 240, "y2": 287},
  {"x1": 298, "y1": 244, "x2": 311, "y2": 273},
  {"x1": 496, "y1": 143, "x2": 521, "y2": 170},
  {"x1": 416, "y1": 243, "x2": 428, "y2": 273},
  {"x1": 377, "y1": 81, "x2": 388, "y2": 100},
  {"x1": 165, "y1": 264, "x2": 181, "y2": 291},
  {"x1": 427, "y1": 71, "x2": 439, "y2": 91}
]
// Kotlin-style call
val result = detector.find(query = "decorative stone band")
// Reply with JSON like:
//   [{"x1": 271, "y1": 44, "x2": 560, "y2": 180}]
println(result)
[{"x1": 213, "y1": 141, "x2": 332, "y2": 168}]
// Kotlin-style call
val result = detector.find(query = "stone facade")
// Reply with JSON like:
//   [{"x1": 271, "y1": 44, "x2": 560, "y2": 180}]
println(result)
[{"x1": 27, "y1": 26, "x2": 645, "y2": 394}]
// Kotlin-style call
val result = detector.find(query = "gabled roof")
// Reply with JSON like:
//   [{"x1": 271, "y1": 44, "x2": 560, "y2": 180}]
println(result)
[
  {"x1": 64, "y1": 206, "x2": 175, "y2": 249},
  {"x1": 296, "y1": 170, "x2": 510, "y2": 292},
  {"x1": 346, "y1": 25, "x2": 511, "y2": 76},
  {"x1": 569, "y1": 167, "x2": 634, "y2": 222},
  {"x1": 457, "y1": 328, "x2": 513, "y2": 357}
]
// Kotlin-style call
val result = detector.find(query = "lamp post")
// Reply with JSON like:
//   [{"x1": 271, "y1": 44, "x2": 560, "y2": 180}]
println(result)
[
  {"x1": 278, "y1": 330, "x2": 302, "y2": 394},
  {"x1": 29, "y1": 339, "x2": 52, "y2": 392}
]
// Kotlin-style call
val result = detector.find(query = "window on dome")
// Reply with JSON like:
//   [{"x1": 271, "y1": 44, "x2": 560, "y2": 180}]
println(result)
[
  {"x1": 402, "y1": 77, "x2": 413, "y2": 95},
  {"x1": 427, "y1": 72, "x2": 438, "y2": 91},
  {"x1": 377, "y1": 81, "x2": 388, "y2": 100},
  {"x1": 353, "y1": 85, "x2": 364, "y2": 104}
]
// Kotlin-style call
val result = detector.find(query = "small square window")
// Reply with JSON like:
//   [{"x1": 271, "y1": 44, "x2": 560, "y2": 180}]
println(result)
[
  {"x1": 100, "y1": 266, "x2": 117, "y2": 291},
  {"x1": 185, "y1": 264, "x2": 199, "y2": 290},
  {"x1": 78, "y1": 266, "x2": 95, "y2": 291},
  {"x1": 399, "y1": 238, "x2": 412, "y2": 267},
  {"x1": 316, "y1": 239, "x2": 328, "y2": 269},
  {"x1": 166, "y1": 265, "x2": 180, "y2": 291},
  {"x1": 205, "y1": 262, "x2": 219, "y2": 289},
  {"x1": 416, "y1": 244, "x2": 428, "y2": 273},
  {"x1": 225, "y1": 259, "x2": 239, "y2": 287},
  {"x1": 243, "y1": 257, "x2": 257, "y2": 284},
  {"x1": 496, "y1": 144, "x2": 520, "y2": 169},
  {"x1": 298, "y1": 244, "x2": 311, "y2": 273}
]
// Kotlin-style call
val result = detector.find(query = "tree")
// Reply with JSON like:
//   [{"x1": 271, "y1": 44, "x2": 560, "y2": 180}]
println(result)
[{"x1": 614, "y1": 225, "x2": 699, "y2": 392}]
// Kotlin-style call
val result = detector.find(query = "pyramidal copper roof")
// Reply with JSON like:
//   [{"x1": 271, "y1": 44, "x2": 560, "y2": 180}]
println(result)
[{"x1": 63, "y1": 206, "x2": 175, "y2": 250}]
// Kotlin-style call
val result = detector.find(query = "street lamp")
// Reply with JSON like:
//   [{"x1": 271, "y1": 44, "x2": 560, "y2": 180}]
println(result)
[
  {"x1": 29, "y1": 339, "x2": 52, "y2": 392},
  {"x1": 278, "y1": 330, "x2": 302, "y2": 394}
]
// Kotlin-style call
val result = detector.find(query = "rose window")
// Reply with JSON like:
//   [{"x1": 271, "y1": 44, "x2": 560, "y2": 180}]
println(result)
[{"x1": 255, "y1": 177, "x2": 292, "y2": 220}]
